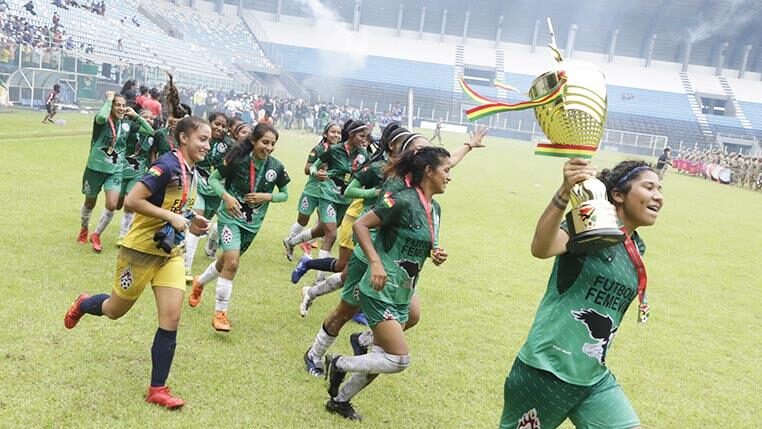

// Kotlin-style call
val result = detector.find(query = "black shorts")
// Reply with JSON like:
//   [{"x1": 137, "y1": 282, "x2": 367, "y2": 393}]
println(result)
[{"x1": 46, "y1": 103, "x2": 56, "y2": 114}]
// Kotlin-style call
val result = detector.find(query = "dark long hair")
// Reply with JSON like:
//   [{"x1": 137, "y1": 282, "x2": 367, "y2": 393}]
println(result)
[
  {"x1": 341, "y1": 120, "x2": 367, "y2": 143},
  {"x1": 384, "y1": 146, "x2": 450, "y2": 187},
  {"x1": 597, "y1": 160, "x2": 654, "y2": 204},
  {"x1": 367, "y1": 124, "x2": 409, "y2": 164},
  {"x1": 225, "y1": 123, "x2": 279, "y2": 165}
]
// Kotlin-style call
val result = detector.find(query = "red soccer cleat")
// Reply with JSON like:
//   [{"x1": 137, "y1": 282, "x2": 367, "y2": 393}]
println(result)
[
  {"x1": 77, "y1": 227, "x2": 89, "y2": 244},
  {"x1": 64, "y1": 293, "x2": 90, "y2": 329},
  {"x1": 300, "y1": 242, "x2": 312, "y2": 257},
  {"x1": 90, "y1": 233, "x2": 102, "y2": 253},
  {"x1": 145, "y1": 385, "x2": 185, "y2": 409},
  {"x1": 188, "y1": 276, "x2": 204, "y2": 308}
]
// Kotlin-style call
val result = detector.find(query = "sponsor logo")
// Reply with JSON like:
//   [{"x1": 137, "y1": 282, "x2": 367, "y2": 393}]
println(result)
[{"x1": 119, "y1": 266, "x2": 133, "y2": 290}]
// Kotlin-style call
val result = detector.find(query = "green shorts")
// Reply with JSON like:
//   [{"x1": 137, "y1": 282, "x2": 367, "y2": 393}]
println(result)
[
  {"x1": 339, "y1": 254, "x2": 369, "y2": 307},
  {"x1": 297, "y1": 192, "x2": 320, "y2": 217},
  {"x1": 120, "y1": 175, "x2": 141, "y2": 197},
  {"x1": 359, "y1": 292, "x2": 409, "y2": 328},
  {"x1": 218, "y1": 223, "x2": 258, "y2": 255},
  {"x1": 318, "y1": 199, "x2": 349, "y2": 225},
  {"x1": 194, "y1": 192, "x2": 222, "y2": 220},
  {"x1": 82, "y1": 167, "x2": 122, "y2": 198},
  {"x1": 499, "y1": 358, "x2": 639, "y2": 429}
]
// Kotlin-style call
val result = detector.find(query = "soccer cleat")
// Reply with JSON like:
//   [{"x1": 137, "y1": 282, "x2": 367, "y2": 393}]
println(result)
[
  {"x1": 188, "y1": 276, "x2": 204, "y2": 308},
  {"x1": 63, "y1": 293, "x2": 91, "y2": 329},
  {"x1": 299, "y1": 286, "x2": 313, "y2": 317},
  {"x1": 325, "y1": 398, "x2": 363, "y2": 421},
  {"x1": 291, "y1": 256, "x2": 311, "y2": 284},
  {"x1": 204, "y1": 239, "x2": 218, "y2": 259},
  {"x1": 212, "y1": 310, "x2": 231, "y2": 332},
  {"x1": 324, "y1": 354, "x2": 346, "y2": 398},
  {"x1": 304, "y1": 348, "x2": 324, "y2": 377},
  {"x1": 77, "y1": 227, "x2": 89, "y2": 244},
  {"x1": 349, "y1": 332, "x2": 368, "y2": 356},
  {"x1": 351, "y1": 311, "x2": 368, "y2": 326},
  {"x1": 145, "y1": 385, "x2": 185, "y2": 409},
  {"x1": 90, "y1": 233, "x2": 102, "y2": 253},
  {"x1": 283, "y1": 237, "x2": 295, "y2": 261}
]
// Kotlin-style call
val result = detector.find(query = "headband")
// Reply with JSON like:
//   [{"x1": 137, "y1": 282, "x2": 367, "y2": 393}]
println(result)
[
  {"x1": 616, "y1": 166, "x2": 652, "y2": 188},
  {"x1": 400, "y1": 133, "x2": 422, "y2": 153}
]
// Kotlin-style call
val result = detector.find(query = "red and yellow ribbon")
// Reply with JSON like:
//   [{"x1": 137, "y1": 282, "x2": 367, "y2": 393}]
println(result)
[{"x1": 459, "y1": 74, "x2": 568, "y2": 121}]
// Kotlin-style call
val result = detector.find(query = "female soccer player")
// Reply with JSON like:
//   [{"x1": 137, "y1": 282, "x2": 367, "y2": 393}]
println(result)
[
  {"x1": 116, "y1": 109, "x2": 156, "y2": 246},
  {"x1": 64, "y1": 116, "x2": 212, "y2": 409},
  {"x1": 78, "y1": 91, "x2": 153, "y2": 252},
  {"x1": 183, "y1": 112, "x2": 230, "y2": 278},
  {"x1": 188, "y1": 123, "x2": 290, "y2": 332},
  {"x1": 282, "y1": 122, "x2": 342, "y2": 261},
  {"x1": 283, "y1": 121, "x2": 369, "y2": 276},
  {"x1": 323, "y1": 146, "x2": 451, "y2": 421},
  {"x1": 498, "y1": 159, "x2": 663, "y2": 429},
  {"x1": 42, "y1": 83, "x2": 60, "y2": 124}
]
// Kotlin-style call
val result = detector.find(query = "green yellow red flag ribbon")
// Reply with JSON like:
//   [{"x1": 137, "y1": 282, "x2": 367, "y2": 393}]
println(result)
[{"x1": 459, "y1": 74, "x2": 568, "y2": 121}]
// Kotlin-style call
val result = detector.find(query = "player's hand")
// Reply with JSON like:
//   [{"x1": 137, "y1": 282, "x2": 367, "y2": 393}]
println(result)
[
  {"x1": 370, "y1": 261, "x2": 387, "y2": 291},
  {"x1": 168, "y1": 212, "x2": 189, "y2": 232},
  {"x1": 244, "y1": 192, "x2": 271, "y2": 205},
  {"x1": 561, "y1": 158, "x2": 596, "y2": 195},
  {"x1": 105, "y1": 91, "x2": 115, "y2": 101},
  {"x1": 315, "y1": 169, "x2": 329, "y2": 181},
  {"x1": 469, "y1": 126, "x2": 488, "y2": 148},
  {"x1": 124, "y1": 106, "x2": 137, "y2": 118},
  {"x1": 223, "y1": 194, "x2": 243, "y2": 218},
  {"x1": 431, "y1": 248, "x2": 448, "y2": 266},
  {"x1": 189, "y1": 213, "x2": 210, "y2": 235}
]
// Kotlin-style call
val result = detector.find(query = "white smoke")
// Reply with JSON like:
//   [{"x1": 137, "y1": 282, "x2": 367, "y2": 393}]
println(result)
[
  {"x1": 296, "y1": 0, "x2": 368, "y2": 74},
  {"x1": 685, "y1": 0, "x2": 753, "y2": 43}
]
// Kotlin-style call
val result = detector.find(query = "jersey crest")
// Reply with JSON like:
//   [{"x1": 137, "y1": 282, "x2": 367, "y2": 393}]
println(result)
[{"x1": 572, "y1": 308, "x2": 618, "y2": 365}]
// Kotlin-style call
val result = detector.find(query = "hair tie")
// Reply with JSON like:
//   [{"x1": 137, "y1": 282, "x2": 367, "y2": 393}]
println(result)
[
  {"x1": 616, "y1": 166, "x2": 651, "y2": 188},
  {"x1": 400, "y1": 133, "x2": 421, "y2": 153}
]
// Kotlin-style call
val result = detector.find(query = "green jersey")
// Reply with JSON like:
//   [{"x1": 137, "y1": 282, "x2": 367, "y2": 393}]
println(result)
[
  {"x1": 216, "y1": 154, "x2": 290, "y2": 232},
  {"x1": 354, "y1": 158, "x2": 388, "y2": 213},
  {"x1": 197, "y1": 137, "x2": 234, "y2": 197},
  {"x1": 122, "y1": 129, "x2": 155, "y2": 179},
  {"x1": 317, "y1": 143, "x2": 368, "y2": 204},
  {"x1": 86, "y1": 116, "x2": 131, "y2": 175},
  {"x1": 359, "y1": 187, "x2": 441, "y2": 305},
  {"x1": 302, "y1": 140, "x2": 332, "y2": 198},
  {"x1": 518, "y1": 225, "x2": 646, "y2": 386},
  {"x1": 352, "y1": 174, "x2": 411, "y2": 264},
  {"x1": 153, "y1": 128, "x2": 173, "y2": 158}
]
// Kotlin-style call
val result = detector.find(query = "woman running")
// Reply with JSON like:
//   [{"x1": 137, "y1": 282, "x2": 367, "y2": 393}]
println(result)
[
  {"x1": 323, "y1": 146, "x2": 452, "y2": 421},
  {"x1": 188, "y1": 123, "x2": 290, "y2": 332},
  {"x1": 283, "y1": 120, "x2": 370, "y2": 279},
  {"x1": 78, "y1": 91, "x2": 153, "y2": 252},
  {"x1": 183, "y1": 112, "x2": 231, "y2": 279},
  {"x1": 116, "y1": 108, "x2": 156, "y2": 246},
  {"x1": 42, "y1": 83, "x2": 61, "y2": 124},
  {"x1": 283, "y1": 122, "x2": 342, "y2": 261},
  {"x1": 64, "y1": 116, "x2": 212, "y2": 409},
  {"x1": 498, "y1": 159, "x2": 663, "y2": 429}
]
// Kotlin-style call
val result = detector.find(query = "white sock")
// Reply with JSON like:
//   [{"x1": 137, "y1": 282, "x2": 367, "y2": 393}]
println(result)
[
  {"x1": 215, "y1": 278, "x2": 233, "y2": 312},
  {"x1": 336, "y1": 345, "x2": 410, "y2": 374},
  {"x1": 198, "y1": 261, "x2": 219, "y2": 286},
  {"x1": 308, "y1": 325, "x2": 336, "y2": 366},
  {"x1": 335, "y1": 371, "x2": 379, "y2": 402},
  {"x1": 357, "y1": 330, "x2": 374, "y2": 347},
  {"x1": 118, "y1": 212, "x2": 134, "y2": 238},
  {"x1": 287, "y1": 228, "x2": 313, "y2": 246},
  {"x1": 184, "y1": 232, "x2": 201, "y2": 270},
  {"x1": 94, "y1": 209, "x2": 115, "y2": 235},
  {"x1": 288, "y1": 222, "x2": 304, "y2": 238},
  {"x1": 80, "y1": 205, "x2": 93, "y2": 228},
  {"x1": 308, "y1": 272, "x2": 343, "y2": 298}
]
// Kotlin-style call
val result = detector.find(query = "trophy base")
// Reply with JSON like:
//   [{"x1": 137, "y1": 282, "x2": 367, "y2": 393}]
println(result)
[{"x1": 566, "y1": 228, "x2": 625, "y2": 254}]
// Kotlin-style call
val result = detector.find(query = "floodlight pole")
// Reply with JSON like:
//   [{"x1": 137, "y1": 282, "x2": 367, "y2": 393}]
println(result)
[{"x1": 739, "y1": 44, "x2": 752, "y2": 79}]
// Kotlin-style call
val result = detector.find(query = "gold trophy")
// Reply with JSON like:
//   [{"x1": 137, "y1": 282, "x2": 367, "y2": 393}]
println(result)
[{"x1": 459, "y1": 18, "x2": 623, "y2": 253}]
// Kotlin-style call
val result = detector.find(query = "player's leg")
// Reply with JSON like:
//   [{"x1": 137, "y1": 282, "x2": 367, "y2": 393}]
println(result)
[
  {"x1": 116, "y1": 176, "x2": 139, "y2": 246},
  {"x1": 90, "y1": 174, "x2": 122, "y2": 252},
  {"x1": 183, "y1": 195, "x2": 207, "y2": 280},
  {"x1": 284, "y1": 193, "x2": 317, "y2": 260},
  {"x1": 304, "y1": 297, "x2": 359, "y2": 376},
  {"x1": 79, "y1": 168, "x2": 104, "y2": 244},
  {"x1": 351, "y1": 290, "x2": 421, "y2": 353},
  {"x1": 567, "y1": 372, "x2": 640, "y2": 429}
]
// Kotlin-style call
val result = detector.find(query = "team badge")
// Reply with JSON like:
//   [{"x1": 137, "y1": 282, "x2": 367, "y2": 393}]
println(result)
[
  {"x1": 148, "y1": 137, "x2": 154, "y2": 145},
  {"x1": 572, "y1": 308, "x2": 618, "y2": 365},
  {"x1": 119, "y1": 266, "x2": 133, "y2": 290},
  {"x1": 517, "y1": 408, "x2": 541, "y2": 429},
  {"x1": 121, "y1": 122, "x2": 130, "y2": 132},
  {"x1": 221, "y1": 226, "x2": 233, "y2": 245},
  {"x1": 265, "y1": 169, "x2": 277, "y2": 182},
  {"x1": 326, "y1": 204, "x2": 336, "y2": 219},
  {"x1": 83, "y1": 180, "x2": 91, "y2": 195},
  {"x1": 300, "y1": 196, "x2": 310, "y2": 211}
]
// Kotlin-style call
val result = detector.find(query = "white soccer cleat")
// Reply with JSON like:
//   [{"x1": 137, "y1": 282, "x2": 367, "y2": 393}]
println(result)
[{"x1": 300, "y1": 286, "x2": 313, "y2": 317}]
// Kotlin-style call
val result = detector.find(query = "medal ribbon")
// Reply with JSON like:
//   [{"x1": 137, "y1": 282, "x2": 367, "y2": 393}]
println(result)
[
  {"x1": 174, "y1": 150, "x2": 189, "y2": 209},
  {"x1": 107, "y1": 116, "x2": 118, "y2": 152},
  {"x1": 249, "y1": 158, "x2": 257, "y2": 193},
  {"x1": 621, "y1": 228, "x2": 649, "y2": 323},
  {"x1": 415, "y1": 186, "x2": 436, "y2": 250}
]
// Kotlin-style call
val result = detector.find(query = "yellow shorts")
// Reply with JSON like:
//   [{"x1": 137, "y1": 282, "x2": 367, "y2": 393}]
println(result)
[
  {"x1": 338, "y1": 199, "x2": 364, "y2": 250},
  {"x1": 112, "y1": 247, "x2": 186, "y2": 301}
]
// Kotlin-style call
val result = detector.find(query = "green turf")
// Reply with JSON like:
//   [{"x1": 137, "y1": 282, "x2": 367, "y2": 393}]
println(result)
[{"x1": 1, "y1": 108, "x2": 760, "y2": 428}]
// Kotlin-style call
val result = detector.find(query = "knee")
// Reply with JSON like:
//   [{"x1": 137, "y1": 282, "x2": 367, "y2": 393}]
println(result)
[
  {"x1": 223, "y1": 257, "x2": 239, "y2": 275},
  {"x1": 160, "y1": 311, "x2": 181, "y2": 331},
  {"x1": 385, "y1": 353, "x2": 410, "y2": 373},
  {"x1": 105, "y1": 201, "x2": 117, "y2": 211},
  {"x1": 324, "y1": 311, "x2": 352, "y2": 335},
  {"x1": 323, "y1": 228, "x2": 337, "y2": 243}
]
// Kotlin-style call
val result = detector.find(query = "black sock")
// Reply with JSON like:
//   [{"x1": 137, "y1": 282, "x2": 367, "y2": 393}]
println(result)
[
  {"x1": 306, "y1": 257, "x2": 338, "y2": 273},
  {"x1": 80, "y1": 294, "x2": 109, "y2": 316},
  {"x1": 150, "y1": 327, "x2": 177, "y2": 387}
]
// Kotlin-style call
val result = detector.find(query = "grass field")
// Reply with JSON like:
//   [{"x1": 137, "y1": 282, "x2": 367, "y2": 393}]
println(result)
[{"x1": 1, "y1": 108, "x2": 761, "y2": 428}]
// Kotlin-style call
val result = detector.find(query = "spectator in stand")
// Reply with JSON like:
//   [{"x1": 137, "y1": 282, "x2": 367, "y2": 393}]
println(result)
[
  {"x1": 193, "y1": 87, "x2": 206, "y2": 119},
  {"x1": 24, "y1": 0, "x2": 37, "y2": 16},
  {"x1": 131, "y1": 15, "x2": 139, "y2": 27},
  {"x1": 52, "y1": 12, "x2": 60, "y2": 25},
  {"x1": 120, "y1": 79, "x2": 138, "y2": 109},
  {"x1": 142, "y1": 87, "x2": 162, "y2": 123},
  {"x1": 135, "y1": 85, "x2": 149, "y2": 109}
]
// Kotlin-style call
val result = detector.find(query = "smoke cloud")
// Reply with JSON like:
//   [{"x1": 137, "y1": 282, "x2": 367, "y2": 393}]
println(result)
[{"x1": 296, "y1": 0, "x2": 368, "y2": 74}]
